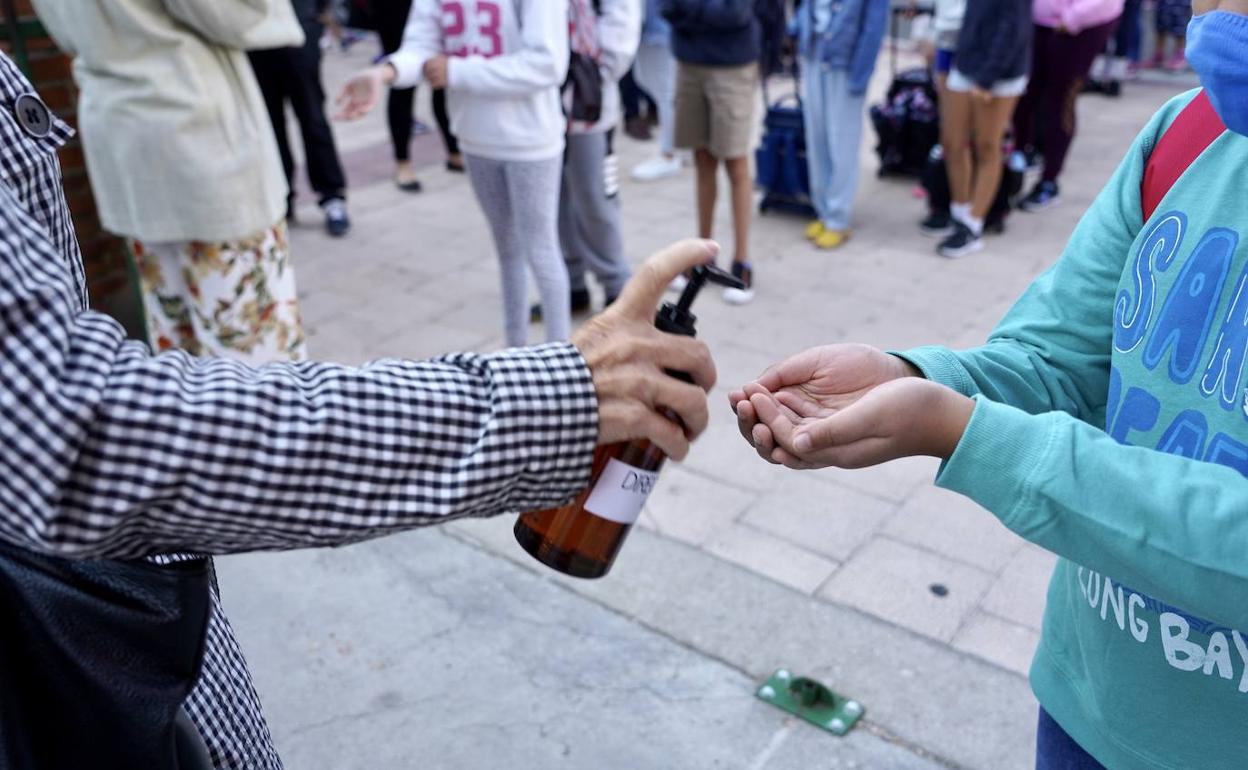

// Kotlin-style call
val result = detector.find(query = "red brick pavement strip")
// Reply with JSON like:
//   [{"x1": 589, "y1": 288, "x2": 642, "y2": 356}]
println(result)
[{"x1": 291, "y1": 132, "x2": 446, "y2": 199}]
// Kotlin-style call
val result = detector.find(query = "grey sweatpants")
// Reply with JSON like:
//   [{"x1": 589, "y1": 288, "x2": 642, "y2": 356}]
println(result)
[
  {"x1": 558, "y1": 131, "x2": 631, "y2": 299},
  {"x1": 466, "y1": 153, "x2": 570, "y2": 347}
]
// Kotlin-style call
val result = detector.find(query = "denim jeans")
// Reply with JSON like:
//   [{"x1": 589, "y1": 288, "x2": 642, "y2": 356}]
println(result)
[
  {"x1": 1114, "y1": 0, "x2": 1143, "y2": 62},
  {"x1": 633, "y1": 42, "x2": 677, "y2": 156},
  {"x1": 799, "y1": 61, "x2": 866, "y2": 230},
  {"x1": 1035, "y1": 708, "x2": 1106, "y2": 770}
]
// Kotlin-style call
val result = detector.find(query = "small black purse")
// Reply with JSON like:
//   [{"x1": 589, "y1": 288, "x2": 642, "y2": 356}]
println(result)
[
  {"x1": 565, "y1": 51, "x2": 604, "y2": 124},
  {"x1": 0, "y1": 539, "x2": 214, "y2": 770}
]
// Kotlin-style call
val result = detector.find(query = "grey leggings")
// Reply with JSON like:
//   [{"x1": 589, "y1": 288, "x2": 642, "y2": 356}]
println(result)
[{"x1": 466, "y1": 154, "x2": 570, "y2": 347}]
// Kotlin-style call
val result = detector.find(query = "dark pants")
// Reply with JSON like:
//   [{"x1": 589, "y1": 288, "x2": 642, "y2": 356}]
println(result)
[
  {"x1": 619, "y1": 68, "x2": 656, "y2": 121},
  {"x1": 1012, "y1": 20, "x2": 1118, "y2": 184},
  {"x1": 373, "y1": 0, "x2": 458, "y2": 162},
  {"x1": 249, "y1": 23, "x2": 347, "y2": 205},
  {"x1": 1035, "y1": 708, "x2": 1106, "y2": 769},
  {"x1": 1114, "y1": 0, "x2": 1143, "y2": 61}
]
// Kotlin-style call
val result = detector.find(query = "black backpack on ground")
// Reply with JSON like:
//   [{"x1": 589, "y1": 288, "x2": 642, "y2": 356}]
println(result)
[
  {"x1": 869, "y1": 5, "x2": 939, "y2": 177},
  {"x1": 921, "y1": 143, "x2": 1025, "y2": 232},
  {"x1": 870, "y1": 66, "x2": 940, "y2": 177}
]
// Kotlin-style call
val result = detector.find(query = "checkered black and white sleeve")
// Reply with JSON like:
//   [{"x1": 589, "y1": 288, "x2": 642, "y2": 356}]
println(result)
[{"x1": 0, "y1": 184, "x2": 599, "y2": 559}]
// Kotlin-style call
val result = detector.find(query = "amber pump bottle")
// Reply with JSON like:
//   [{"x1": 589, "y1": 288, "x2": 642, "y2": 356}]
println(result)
[{"x1": 513, "y1": 264, "x2": 744, "y2": 579}]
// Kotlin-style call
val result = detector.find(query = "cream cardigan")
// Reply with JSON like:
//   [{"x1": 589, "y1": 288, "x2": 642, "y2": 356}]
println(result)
[{"x1": 33, "y1": 0, "x2": 302, "y2": 242}]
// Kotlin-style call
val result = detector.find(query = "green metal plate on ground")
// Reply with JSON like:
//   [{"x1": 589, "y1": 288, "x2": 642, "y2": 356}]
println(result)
[{"x1": 755, "y1": 669, "x2": 865, "y2": 736}]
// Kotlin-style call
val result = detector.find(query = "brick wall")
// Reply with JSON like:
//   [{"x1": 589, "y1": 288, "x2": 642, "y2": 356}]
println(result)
[{"x1": 2, "y1": 0, "x2": 143, "y2": 337}]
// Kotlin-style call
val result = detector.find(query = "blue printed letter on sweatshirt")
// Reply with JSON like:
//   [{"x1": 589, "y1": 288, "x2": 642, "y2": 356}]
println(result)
[
  {"x1": 1156, "y1": 409, "x2": 1209, "y2": 458},
  {"x1": 1200, "y1": 257, "x2": 1248, "y2": 410},
  {"x1": 1110, "y1": 386, "x2": 1161, "y2": 445},
  {"x1": 1143, "y1": 227, "x2": 1235, "y2": 384},
  {"x1": 1205, "y1": 432, "x2": 1248, "y2": 477},
  {"x1": 1115, "y1": 212, "x2": 1185, "y2": 354}
]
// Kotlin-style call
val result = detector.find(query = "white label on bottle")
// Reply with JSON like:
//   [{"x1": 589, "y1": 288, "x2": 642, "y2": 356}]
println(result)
[{"x1": 583, "y1": 458, "x2": 659, "y2": 525}]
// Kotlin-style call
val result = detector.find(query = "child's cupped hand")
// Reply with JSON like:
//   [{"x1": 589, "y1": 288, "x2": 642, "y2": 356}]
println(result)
[{"x1": 729, "y1": 344, "x2": 975, "y2": 470}]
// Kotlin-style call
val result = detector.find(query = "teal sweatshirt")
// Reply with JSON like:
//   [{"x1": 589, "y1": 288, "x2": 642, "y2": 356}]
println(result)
[{"x1": 899, "y1": 90, "x2": 1248, "y2": 768}]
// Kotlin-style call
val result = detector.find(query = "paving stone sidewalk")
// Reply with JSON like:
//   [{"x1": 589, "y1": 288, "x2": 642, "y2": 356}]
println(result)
[{"x1": 222, "y1": 38, "x2": 1195, "y2": 768}]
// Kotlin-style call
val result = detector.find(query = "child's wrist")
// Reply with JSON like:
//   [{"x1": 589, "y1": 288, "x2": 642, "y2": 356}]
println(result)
[
  {"x1": 888, "y1": 353, "x2": 923, "y2": 380},
  {"x1": 936, "y1": 390, "x2": 975, "y2": 460}
]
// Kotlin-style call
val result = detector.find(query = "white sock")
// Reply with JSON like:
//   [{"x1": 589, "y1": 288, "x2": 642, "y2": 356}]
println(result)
[
  {"x1": 951, "y1": 202, "x2": 972, "y2": 225},
  {"x1": 965, "y1": 215, "x2": 984, "y2": 236}
]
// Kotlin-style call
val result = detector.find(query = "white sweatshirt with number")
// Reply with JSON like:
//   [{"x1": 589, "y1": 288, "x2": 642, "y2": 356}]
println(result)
[
  {"x1": 569, "y1": 0, "x2": 642, "y2": 136},
  {"x1": 389, "y1": 0, "x2": 570, "y2": 162}
]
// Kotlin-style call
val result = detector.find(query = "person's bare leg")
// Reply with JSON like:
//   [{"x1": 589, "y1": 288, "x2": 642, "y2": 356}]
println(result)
[
  {"x1": 725, "y1": 155, "x2": 752, "y2": 264},
  {"x1": 941, "y1": 89, "x2": 974, "y2": 208},
  {"x1": 695, "y1": 148, "x2": 717, "y2": 239},
  {"x1": 970, "y1": 95, "x2": 1019, "y2": 221}
]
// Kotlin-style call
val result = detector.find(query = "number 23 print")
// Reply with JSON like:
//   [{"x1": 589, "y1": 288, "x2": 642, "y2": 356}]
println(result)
[{"x1": 442, "y1": 1, "x2": 505, "y2": 58}]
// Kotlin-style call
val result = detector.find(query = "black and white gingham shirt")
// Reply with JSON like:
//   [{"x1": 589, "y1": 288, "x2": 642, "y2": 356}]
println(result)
[{"x1": 0, "y1": 52, "x2": 598, "y2": 768}]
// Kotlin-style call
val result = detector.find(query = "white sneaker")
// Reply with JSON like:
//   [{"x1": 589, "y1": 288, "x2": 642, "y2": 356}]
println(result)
[
  {"x1": 631, "y1": 155, "x2": 682, "y2": 182},
  {"x1": 721, "y1": 263, "x2": 754, "y2": 305}
]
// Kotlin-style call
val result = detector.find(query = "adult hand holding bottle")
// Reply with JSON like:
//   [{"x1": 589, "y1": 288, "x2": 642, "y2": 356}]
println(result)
[
  {"x1": 518, "y1": 239, "x2": 725, "y2": 578},
  {"x1": 572, "y1": 238, "x2": 720, "y2": 462}
]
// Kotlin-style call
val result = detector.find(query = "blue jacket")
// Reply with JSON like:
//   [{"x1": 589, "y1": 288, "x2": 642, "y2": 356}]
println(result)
[
  {"x1": 660, "y1": 0, "x2": 761, "y2": 66},
  {"x1": 795, "y1": 0, "x2": 889, "y2": 96},
  {"x1": 642, "y1": 0, "x2": 672, "y2": 46}
]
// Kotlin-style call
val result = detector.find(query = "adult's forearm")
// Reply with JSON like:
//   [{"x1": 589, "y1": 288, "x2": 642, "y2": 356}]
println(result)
[{"x1": 6, "y1": 313, "x2": 597, "y2": 560}]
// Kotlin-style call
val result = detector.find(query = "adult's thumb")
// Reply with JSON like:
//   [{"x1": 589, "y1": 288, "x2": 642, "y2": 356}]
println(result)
[{"x1": 613, "y1": 239, "x2": 719, "y2": 319}]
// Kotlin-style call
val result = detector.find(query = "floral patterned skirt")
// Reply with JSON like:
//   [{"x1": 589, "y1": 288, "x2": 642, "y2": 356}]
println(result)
[{"x1": 128, "y1": 221, "x2": 307, "y2": 365}]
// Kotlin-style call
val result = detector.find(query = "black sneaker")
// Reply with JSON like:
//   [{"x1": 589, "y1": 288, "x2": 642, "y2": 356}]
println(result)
[
  {"x1": 1019, "y1": 180, "x2": 1061, "y2": 213},
  {"x1": 937, "y1": 221, "x2": 983, "y2": 258},
  {"x1": 323, "y1": 197, "x2": 350, "y2": 237},
  {"x1": 920, "y1": 210, "x2": 955, "y2": 237},
  {"x1": 722, "y1": 261, "x2": 754, "y2": 305},
  {"x1": 1103, "y1": 79, "x2": 1122, "y2": 98},
  {"x1": 530, "y1": 288, "x2": 591, "y2": 322}
]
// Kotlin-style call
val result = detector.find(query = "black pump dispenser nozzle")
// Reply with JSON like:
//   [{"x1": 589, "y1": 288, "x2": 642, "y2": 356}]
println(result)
[{"x1": 655, "y1": 264, "x2": 745, "y2": 338}]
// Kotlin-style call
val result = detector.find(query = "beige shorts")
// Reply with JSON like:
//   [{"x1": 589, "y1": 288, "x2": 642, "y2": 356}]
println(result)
[{"x1": 674, "y1": 61, "x2": 759, "y2": 159}]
